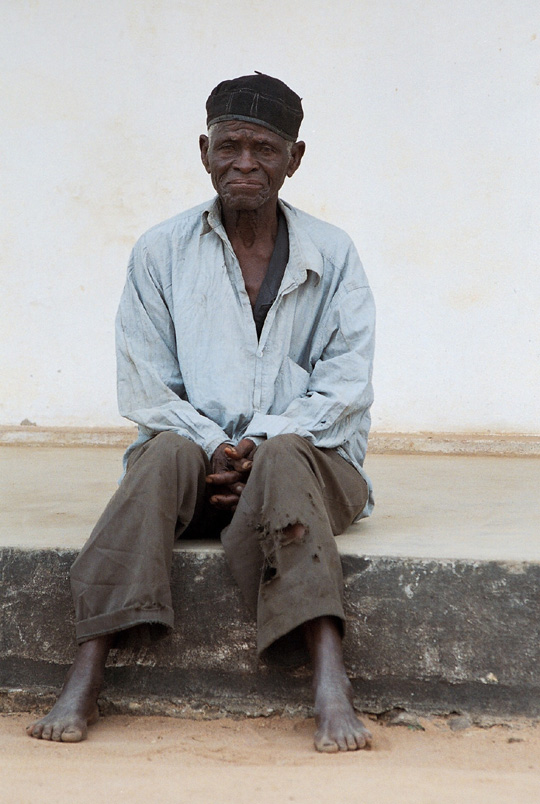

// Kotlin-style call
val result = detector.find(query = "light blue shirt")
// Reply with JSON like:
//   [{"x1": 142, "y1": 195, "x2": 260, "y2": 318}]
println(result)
[{"x1": 116, "y1": 197, "x2": 375, "y2": 517}]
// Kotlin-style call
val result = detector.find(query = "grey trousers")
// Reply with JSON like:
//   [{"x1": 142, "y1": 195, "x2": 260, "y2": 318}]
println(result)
[{"x1": 70, "y1": 432, "x2": 368, "y2": 660}]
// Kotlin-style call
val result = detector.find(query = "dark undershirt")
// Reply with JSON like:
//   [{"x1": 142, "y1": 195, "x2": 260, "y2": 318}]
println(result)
[{"x1": 252, "y1": 210, "x2": 289, "y2": 339}]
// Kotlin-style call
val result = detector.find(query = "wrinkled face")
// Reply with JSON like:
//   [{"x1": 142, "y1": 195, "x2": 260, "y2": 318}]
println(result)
[{"x1": 199, "y1": 120, "x2": 304, "y2": 213}]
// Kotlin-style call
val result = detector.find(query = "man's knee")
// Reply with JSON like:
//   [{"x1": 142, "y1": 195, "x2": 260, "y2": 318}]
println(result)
[
  {"x1": 134, "y1": 432, "x2": 206, "y2": 473},
  {"x1": 254, "y1": 433, "x2": 308, "y2": 463},
  {"x1": 249, "y1": 435, "x2": 314, "y2": 486}
]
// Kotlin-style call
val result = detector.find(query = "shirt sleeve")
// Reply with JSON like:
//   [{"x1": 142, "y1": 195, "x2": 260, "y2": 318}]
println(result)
[
  {"x1": 116, "y1": 237, "x2": 232, "y2": 459},
  {"x1": 243, "y1": 244, "x2": 375, "y2": 451}
]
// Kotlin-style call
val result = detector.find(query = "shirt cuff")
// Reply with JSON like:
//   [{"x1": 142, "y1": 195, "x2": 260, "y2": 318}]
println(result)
[
  {"x1": 203, "y1": 434, "x2": 234, "y2": 460},
  {"x1": 243, "y1": 413, "x2": 312, "y2": 442}
]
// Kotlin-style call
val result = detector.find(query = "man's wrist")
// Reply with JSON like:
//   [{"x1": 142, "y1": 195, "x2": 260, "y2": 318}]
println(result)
[
  {"x1": 207, "y1": 439, "x2": 234, "y2": 461},
  {"x1": 241, "y1": 435, "x2": 266, "y2": 448}
]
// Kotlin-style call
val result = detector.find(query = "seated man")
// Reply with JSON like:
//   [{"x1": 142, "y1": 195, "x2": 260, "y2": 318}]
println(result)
[{"x1": 27, "y1": 73, "x2": 375, "y2": 753}]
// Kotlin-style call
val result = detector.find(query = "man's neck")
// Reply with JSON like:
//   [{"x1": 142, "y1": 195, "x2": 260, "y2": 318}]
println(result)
[{"x1": 221, "y1": 202, "x2": 279, "y2": 250}]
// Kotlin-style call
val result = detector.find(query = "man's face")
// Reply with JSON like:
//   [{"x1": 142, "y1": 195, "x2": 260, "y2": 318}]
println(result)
[{"x1": 199, "y1": 120, "x2": 304, "y2": 213}]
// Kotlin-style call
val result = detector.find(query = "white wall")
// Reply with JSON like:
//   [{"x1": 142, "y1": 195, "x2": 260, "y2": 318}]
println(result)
[{"x1": 1, "y1": 0, "x2": 539, "y2": 433}]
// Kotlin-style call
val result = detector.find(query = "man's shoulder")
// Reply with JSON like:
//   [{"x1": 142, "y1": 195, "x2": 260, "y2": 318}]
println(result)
[
  {"x1": 280, "y1": 201, "x2": 355, "y2": 260},
  {"x1": 136, "y1": 200, "x2": 213, "y2": 252},
  {"x1": 280, "y1": 201, "x2": 367, "y2": 289}
]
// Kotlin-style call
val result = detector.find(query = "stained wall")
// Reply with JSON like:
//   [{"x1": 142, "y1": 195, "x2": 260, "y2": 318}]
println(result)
[{"x1": 1, "y1": 1, "x2": 539, "y2": 432}]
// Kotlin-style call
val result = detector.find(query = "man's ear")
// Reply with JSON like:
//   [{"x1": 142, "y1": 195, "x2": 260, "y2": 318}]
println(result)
[
  {"x1": 199, "y1": 134, "x2": 211, "y2": 173},
  {"x1": 287, "y1": 141, "x2": 305, "y2": 178}
]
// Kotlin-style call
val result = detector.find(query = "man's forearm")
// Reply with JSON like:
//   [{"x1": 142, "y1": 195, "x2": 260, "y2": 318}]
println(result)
[{"x1": 120, "y1": 397, "x2": 233, "y2": 460}]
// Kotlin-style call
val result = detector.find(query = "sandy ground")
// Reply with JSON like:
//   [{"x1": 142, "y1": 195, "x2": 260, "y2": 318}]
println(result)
[{"x1": 2, "y1": 713, "x2": 539, "y2": 804}]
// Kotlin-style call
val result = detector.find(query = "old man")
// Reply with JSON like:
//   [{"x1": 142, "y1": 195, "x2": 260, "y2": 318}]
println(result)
[{"x1": 27, "y1": 73, "x2": 375, "y2": 752}]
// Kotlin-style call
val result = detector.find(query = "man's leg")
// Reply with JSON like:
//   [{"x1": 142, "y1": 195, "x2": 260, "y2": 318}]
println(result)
[
  {"x1": 304, "y1": 616, "x2": 371, "y2": 752},
  {"x1": 27, "y1": 432, "x2": 209, "y2": 742},
  {"x1": 221, "y1": 434, "x2": 372, "y2": 752},
  {"x1": 26, "y1": 634, "x2": 113, "y2": 742}
]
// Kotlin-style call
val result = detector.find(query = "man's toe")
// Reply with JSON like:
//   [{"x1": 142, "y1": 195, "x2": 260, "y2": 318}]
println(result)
[
  {"x1": 51, "y1": 723, "x2": 65, "y2": 741},
  {"x1": 317, "y1": 741, "x2": 340, "y2": 753},
  {"x1": 314, "y1": 731, "x2": 339, "y2": 753},
  {"x1": 355, "y1": 728, "x2": 372, "y2": 749},
  {"x1": 28, "y1": 723, "x2": 43, "y2": 739},
  {"x1": 60, "y1": 724, "x2": 86, "y2": 742}
]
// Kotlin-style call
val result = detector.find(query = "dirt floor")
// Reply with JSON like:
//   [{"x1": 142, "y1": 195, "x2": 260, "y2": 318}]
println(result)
[{"x1": 2, "y1": 713, "x2": 540, "y2": 804}]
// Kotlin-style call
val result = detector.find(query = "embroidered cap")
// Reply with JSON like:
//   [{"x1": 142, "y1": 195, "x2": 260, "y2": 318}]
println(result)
[{"x1": 206, "y1": 72, "x2": 303, "y2": 142}]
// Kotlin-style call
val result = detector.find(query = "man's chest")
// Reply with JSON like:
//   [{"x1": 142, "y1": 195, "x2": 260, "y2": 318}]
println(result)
[{"x1": 236, "y1": 251, "x2": 272, "y2": 308}]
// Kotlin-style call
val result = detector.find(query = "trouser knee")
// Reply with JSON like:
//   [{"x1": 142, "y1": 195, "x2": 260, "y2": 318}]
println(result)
[
  {"x1": 251, "y1": 434, "x2": 310, "y2": 474},
  {"x1": 128, "y1": 432, "x2": 207, "y2": 476}
]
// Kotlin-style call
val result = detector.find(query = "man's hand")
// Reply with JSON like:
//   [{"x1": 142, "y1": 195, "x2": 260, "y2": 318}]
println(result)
[{"x1": 206, "y1": 438, "x2": 257, "y2": 511}]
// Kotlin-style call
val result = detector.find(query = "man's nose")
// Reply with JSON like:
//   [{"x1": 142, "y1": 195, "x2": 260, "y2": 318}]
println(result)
[{"x1": 233, "y1": 147, "x2": 257, "y2": 172}]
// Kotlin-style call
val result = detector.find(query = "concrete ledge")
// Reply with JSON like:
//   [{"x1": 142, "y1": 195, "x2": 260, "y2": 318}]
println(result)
[
  {"x1": 2, "y1": 447, "x2": 540, "y2": 719},
  {"x1": 2, "y1": 425, "x2": 540, "y2": 455},
  {"x1": 2, "y1": 546, "x2": 540, "y2": 718},
  {"x1": 369, "y1": 432, "x2": 540, "y2": 457},
  {"x1": 0, "y1": 426, "x2": 137, "y2": 448}
]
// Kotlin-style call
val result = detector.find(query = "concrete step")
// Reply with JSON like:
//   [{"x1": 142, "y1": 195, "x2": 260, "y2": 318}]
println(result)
[{"x1": 1, "y1": 447, "x2": 540, "y2": 719}]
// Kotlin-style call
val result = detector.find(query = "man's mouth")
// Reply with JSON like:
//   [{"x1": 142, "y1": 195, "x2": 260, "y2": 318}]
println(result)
[{"x1": 227, "y1": 181, "x2": 263, "y2": 189}]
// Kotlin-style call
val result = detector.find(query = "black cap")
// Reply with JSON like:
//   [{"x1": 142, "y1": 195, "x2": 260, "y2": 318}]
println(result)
[{"x1": 206, "y1": 72, "x2": 303, "y2": 142}]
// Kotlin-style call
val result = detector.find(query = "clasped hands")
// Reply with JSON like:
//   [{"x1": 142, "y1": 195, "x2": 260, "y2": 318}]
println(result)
[{"x1": 206, "y1": 438, "x2": 257, "y2": 511}]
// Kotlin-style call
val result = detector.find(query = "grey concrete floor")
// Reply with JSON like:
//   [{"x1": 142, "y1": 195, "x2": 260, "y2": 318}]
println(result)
[{"x1": 1, "y1": 446, "x2": 539, "y2": 561}]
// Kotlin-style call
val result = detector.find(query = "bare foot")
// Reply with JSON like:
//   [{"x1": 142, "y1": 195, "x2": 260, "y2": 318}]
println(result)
[
  {"x1": 26, "y1": 700, "x2": 99, "y2": 743},
  {"x1": 26, "y1": 635, "x2": 112, "y2": 743},
  {"x1": 304, "y1": 616, "x2": 372, "y2": 753},
  {"x1": 313, "y1": 673, "x2": 372, "y2": 753}
]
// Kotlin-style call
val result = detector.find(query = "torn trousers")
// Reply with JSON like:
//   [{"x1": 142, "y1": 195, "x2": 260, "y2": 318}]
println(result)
[{"x1": 70, "y1": 432, "x2": 368, "y2": 661}]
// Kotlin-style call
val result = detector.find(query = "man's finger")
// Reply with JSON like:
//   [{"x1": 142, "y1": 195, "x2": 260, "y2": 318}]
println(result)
[
  {"x1": 225, "y1": 439, "x2": 256, "y2": 460},
  {"x1": 209, "y1": 493, "x2": 240, "y2": 510},
  {"x1": 226, "y1": 458, "x2": 252, "y2": 473},
  {"x1": 206, "y1": 470, "x2": 242, "y2": 485}
]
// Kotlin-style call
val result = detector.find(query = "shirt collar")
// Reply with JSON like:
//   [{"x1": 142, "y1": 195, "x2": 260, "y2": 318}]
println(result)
[
  {"x1": 278, "y1": 199, "x2": 323, "y2": 283},
  {"x1": 201, "y1": 197, "x2": 223, "y2": 235},
  {"x1": 200, "y1": 196, "x2": 324, "y2": 284}
]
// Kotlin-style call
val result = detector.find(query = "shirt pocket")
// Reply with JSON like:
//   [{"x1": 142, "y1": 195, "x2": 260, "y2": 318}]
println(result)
[{"x1": 272, "y1": 356, "x2": 310, "y2": 412}]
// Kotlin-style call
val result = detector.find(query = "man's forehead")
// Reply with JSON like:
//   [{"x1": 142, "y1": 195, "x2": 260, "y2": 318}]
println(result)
[{"x1": 211, "y1": 120, "x2": 287, "y2": 144}]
